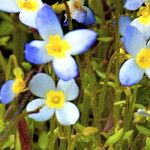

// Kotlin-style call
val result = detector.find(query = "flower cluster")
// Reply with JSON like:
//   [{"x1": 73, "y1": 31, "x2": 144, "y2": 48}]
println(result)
[
  {"x1": 0, "y1": 1, "x2": 97, "y2": 125},
  {"x1": 119, "y1": 0, "x2": 150, "y2": 86}
]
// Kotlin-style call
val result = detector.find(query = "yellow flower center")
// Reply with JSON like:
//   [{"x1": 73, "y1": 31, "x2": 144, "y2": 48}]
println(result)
[
  {"x1": 138, "y1": 4, "x2": 150, "y2": 24},
  {"x1": 16, "y1": 0, "x2": 40, "y2": 11},
  {"x1": 45, "y1": 90, "x2": 66, "y2": 109},
  {"x1": 12, "y1": 78, "x2": 26, "y2": 94},
  {"x1": 136, "y1": 48, "x2": 150, "y2": 69},
  {"x1": 45, "y1": 35, "x2": 71, "y2": 58}
]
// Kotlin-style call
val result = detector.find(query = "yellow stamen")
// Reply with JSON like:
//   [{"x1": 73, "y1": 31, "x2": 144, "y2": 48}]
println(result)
[
  {"x1": 138, "y1": 4, "x2": 150, "y2": 24},
  {"x1": 45, "y1": 35, "x2": 70, "y2": 58},
  {"x1": 45, "y1": 90, "x2": 66, "y2": 109},
  {"x1": 136, "y1": 48, "x2": 150, "y2": 69},
  {"x1": 16, "y1": 0, "x2": 40, "y2": 11},
  {"x1": 12, "y1": 78, "x2": 26, "y2": 94}
]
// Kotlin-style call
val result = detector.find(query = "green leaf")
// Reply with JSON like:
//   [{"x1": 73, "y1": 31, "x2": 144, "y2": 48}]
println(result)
[
  {"x1": 0, "y1": 36, "x2": 10, "y2": 46},
  {"x1": 104, "y1": 129, "x2": 123, "y2": 147},
  {"x1": 136, "y1": 125, "x2": 150, "y2": 136},
  {"x1": 144, "y1": 137, "x2": 150, "y2": 150},
  {"x1": 98, "y1": 37, "x2": 113, "y2": 42},
  {"x1": 38, "y1": 132, "x2": 49, "y2": 150}
]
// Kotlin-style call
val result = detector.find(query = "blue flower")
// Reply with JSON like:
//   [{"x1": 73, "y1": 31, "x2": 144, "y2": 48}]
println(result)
[
  {"x1": 124, "y1": 0, "x2": 146, "y2": 10},
  {"x1": 25, "y1": 4, "x2": 97, "y2": 81},
  {"x1": 67, "y1": 0, "x2": 96, "y2": 25},
  {"x1": 119, "y1": 25, "x2": 150, "y2": 86},
  {"x1": 0, "y1": 78, "x2": 26, "y2": 104},
  {"x1": 0, "y1": 0, "x2": 44, "y2": 28},
  {"x1": 26, "y1": 73, "x2": 80, "y2": 126}
]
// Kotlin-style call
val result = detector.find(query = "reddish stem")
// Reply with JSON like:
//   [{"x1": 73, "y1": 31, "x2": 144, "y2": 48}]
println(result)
[{"x1": 17, "y1": 118, "x2": 32, "y2": 150}]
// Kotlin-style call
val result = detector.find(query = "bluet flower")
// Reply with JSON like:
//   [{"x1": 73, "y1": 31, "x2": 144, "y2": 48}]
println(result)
[
  {"x1": 0, "y1": 0, "x2": 44, "y2": 28},
  {"x1": 0, "y1": 68, "x2": 26, "y2": 104},
  {"x1": 67, "y1": 0, "x2": 95, "y2": 25},
  {"x1": 137, "y1": 109, "x2": 150, "y2": 117},
  {"x1": 119, "y1": 25, "x2": 150, "y2": 86},
  {"x1": 25, "y1": 4, "x2": 97, "y2": 81},
  {"x1": 26, "y1": 73, "x2": 80, "y2": 126},
  {"x1": 130, "y1": 4, "x2": 150, "y2": 40}
]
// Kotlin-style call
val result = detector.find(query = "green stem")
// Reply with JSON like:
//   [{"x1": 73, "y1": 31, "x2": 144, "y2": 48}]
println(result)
[{"x1": 98, "y1": 52, "x2": 117, "y2": 127}]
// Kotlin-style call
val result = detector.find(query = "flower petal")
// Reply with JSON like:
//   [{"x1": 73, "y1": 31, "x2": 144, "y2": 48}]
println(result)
[
  {"x1": 29, "y1": 73, "x2": 55, "y2": 98},
  {"x1": 57, "y1": 79, "x2": 79, "y2": 101},
  {"x1": 119, "y1": 58, "x2": 144, "y2": 86},
  {"x1": 19, "y1": 8, "x2": 41, "y2": 28},
  {"x1": 55, "y1": 102, "x2": 79, "y2": 126},
  {"x1": 64, "y1": 29, "x2": 97, "y2": 55},
  {"x1": 0, "y1": 80, "x2": 16, "y2": 104},
  {"x1": 130, "y1": 18, "x2": 150, "y2": 40},
  {"x1": 124, "y1": 0, "x2": 144, "y2": 10},
  {"x1": 0, "y1": 0, "x2": 20, "y2": 13},
  {"x1": 26, "y1": 99, "x2": 54, "y2": 122},
  {"x1": 25, "y1": 40, "x2": 53, "y2": 64},
  {"x1": 71, "y1": 10, "x2": 86, "y2": 23},
  {"x1": 145, "y1": 69, "x2": 150, "y2": 78},
  {"x1": 83, "y1": 6, "x2": 96, "y2": 25},
  {"x1": 36, "y1": 4, "x2": 63, "y2": 40},
  {"x1": 119, "y1": 16, "x2": 131, "y2": 36},
  {"x1": 52, "y1": 56, "x2": 78, "y2": 81},
  {"x1": 124, "y1": 25, "x2": 146, "y2": 56}
]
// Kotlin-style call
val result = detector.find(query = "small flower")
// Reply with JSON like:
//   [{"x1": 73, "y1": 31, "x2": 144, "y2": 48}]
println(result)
[
  {"x1": 66, "y1": 0, "x2": 95, "y2": 25},
  {"x1": 25, "y1": 4, "x2": 97, "y2": 81},
  {"x1": 119, "y1": 25, "x2": 150, "y2": 86},
  {"x1": 124, "y1": 0, "x2": 147, "y2": 10},
  {"x1": 0, "y1": 0, "x2": 44, "y2": 28},
  {"x1": 0, "y1": 68, "x2": 26, "y2": 104},
  {"x1": 26, "y1": 73, "x2": 80, "y2": 126},
  {"x1": 137, "y1": 109, "x2": 150, "y2": 117},
  {"x1": 130, "y1": 4, "x2": 150, "y2": 40}
]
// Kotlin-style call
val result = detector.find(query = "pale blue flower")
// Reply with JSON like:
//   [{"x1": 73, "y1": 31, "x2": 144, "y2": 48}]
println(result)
[
  {"x1": 0, "y1": 0, "x2": 44, "y2": 28},
  {"x1": 119, "y1": 25, "x2": 150, "y2": 86},
  {"x1": 25, "y1": 4, "x2": 97, "y2": 81},
  {"x1": 26, "y1": 73, "x2": 80, "y2": 126},
  {"x1": 67, "y1": 0, "x2": 95, "y2": 25}
]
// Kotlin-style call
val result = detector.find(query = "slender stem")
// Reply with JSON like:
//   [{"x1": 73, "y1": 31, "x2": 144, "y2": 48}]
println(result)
[
  {"x1": 17, "y1": 118, "x2": 32, "y2": 150},
  {"x1": 63, "y1": 0, "x2": 73, "y2": 30}
]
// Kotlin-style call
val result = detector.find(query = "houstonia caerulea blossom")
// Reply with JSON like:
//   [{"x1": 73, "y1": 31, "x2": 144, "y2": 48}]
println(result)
[
  {"x1": 26, "y1": 73, "x2": 80, "y2": 126},
  {"x1": 66, "y1": 0, "x2": 95, "y2": 25},
  {"x1": 0, "y1": 0, "x2": 44, "y2": 28},
  {"x1": 130, "y1": 4, "x2": 150, "y2": 40},
  {"x1": 0, "y1": 74, "x2": 26, "y2": 104},
  {"x1": 25, "y1": 4, "x2": 97, "y2": 81},
  {"x1": 124, "y1": 0, "x2": 147, "y2": 10},
  {"x1": 119, "y1": 25, "x2": 150, "y2": 86},
  {"x1": 137, "y1": 109, "x2": 150, "y2": 117}
]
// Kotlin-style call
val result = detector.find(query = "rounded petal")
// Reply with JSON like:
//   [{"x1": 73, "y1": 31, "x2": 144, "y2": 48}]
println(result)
[
  {"x1": 57, "y1": 79, "x2": 79, "y2": 101},
  {"x1": 29, "y1": 73, "x2": 55, "y2": 98},
  {"x1": 36, "y1": 4, "x2": 63, "y2": 40},
  {"x1": 130, "y1": 18, "x2": 150, "y2": 40},
  {"x1": 26, "y1": 99, "x2": 54, "y2": 122},
  {"x1": 119, "y1": 16, "x2": 131, "y2": 36},
  {"x1": 124, "y1": 25, "x2": 146, "y2": 56},
  {"x1": 64, "y1": 29, "x2": 97, "y2": 55},
  {"x1": 124, "y1": 0, "x2": 144, "y2": 10},
  {"x1": 83, "y1": 6, "x2": 96, "y2": 25},
  {"x1": 55, "y1": 102, "x2": 79, "y2": 126},
  {"x1": 0, "y1": 80, "x2": 16, "y2": 104},
  {"x1": 25, "y1": 40, "x2": 52, "y2": 64},
  {"x1": 119, "y1": 58, "x2": 144, "y2": 86},
  {"x1": 52, "y1": 56, "x2": 78, "y2": 81},
  {"x1": 71, "y1": 10, "x2": 86, "y2": 23},
  {"x1": 19, "y1": 9, "x2": 41, "y2": 28},
  {"x1": 145, "y1": 69, "x2": 150, "y2": 78},
  {"x1": 0, "y1": 0, "x2": 20, "y2": 13}
]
